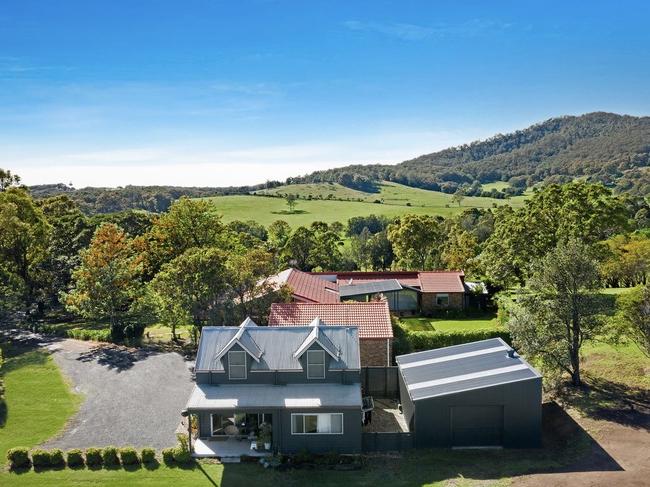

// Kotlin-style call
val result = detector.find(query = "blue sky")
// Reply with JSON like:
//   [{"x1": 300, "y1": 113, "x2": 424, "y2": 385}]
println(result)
[{"x1": 2, "y1": 0, "x2": 649, "y2": 187}]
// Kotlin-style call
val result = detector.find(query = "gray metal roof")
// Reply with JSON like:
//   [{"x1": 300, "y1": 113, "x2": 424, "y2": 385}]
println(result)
[
  {"x1": 186, "y1": 383, "x2": 362, "y2": 410},
  {"x1": 339, "y1": 279, "x2": 403, "y2": 297},
  {"x1": 195, "y1": 322, "x2": 360, "y2": 372},
  {"x1": 396, "y1": 338, "x2": 541, "y2": 401}
]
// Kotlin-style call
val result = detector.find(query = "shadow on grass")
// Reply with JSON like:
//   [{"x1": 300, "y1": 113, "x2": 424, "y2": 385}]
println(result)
[
  {"x1": 197, "y1": 462, "x2": 219, "y2": 486},
  {"x1": 143, "y1": 459, "x2": 160, "y2": 470},
  {"x1": 556, "y1": 375, "x2": 650, "y2": 431},
  {"x1": 271, "y1": 210, "x2": 308, "y2": 215}
]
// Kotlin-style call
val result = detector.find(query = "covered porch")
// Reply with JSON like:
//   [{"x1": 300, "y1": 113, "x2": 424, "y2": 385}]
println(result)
[{"x1": 193, "y1": 437, "x2": 272, "y2": 459}]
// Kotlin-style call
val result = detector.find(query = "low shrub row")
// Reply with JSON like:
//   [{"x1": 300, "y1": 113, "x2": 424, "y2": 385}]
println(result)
[
  {"x1": 32, "y1": 324, "x2": 113, "y2": 343},
  {"x1": 6, "y1": 446, "x2": 159, "y2": 471},
  {"x1": 393, "y1": 323, "x2": 512, "y2": 355}
]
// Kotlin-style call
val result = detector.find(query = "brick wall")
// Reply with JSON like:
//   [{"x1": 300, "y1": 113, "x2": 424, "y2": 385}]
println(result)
[
  {"x1": 421, "y1": 292, "x2": 464, "y2": 313},
  {"x1": 360, "y1": 339, "x2": 392, "y2": 366}
]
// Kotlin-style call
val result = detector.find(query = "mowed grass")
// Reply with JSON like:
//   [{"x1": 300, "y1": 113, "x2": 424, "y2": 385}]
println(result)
[
  {"x1": 0, "y1": 344, "x2": 82, "y2": 466},
  {"x1": 399, "y1": 312, "x2": 500, "y2": 332},
  {"x1": 207, "y1": 181, "x2": 529, "y2": 227},
  {"x1": 3, "y1": 442, "x2": 591, "y2": 487}
]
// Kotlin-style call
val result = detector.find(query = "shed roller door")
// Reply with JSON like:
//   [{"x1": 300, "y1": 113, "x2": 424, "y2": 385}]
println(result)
[{"x1": 450, "y1": 405, "x2": 503, "y2": 447}]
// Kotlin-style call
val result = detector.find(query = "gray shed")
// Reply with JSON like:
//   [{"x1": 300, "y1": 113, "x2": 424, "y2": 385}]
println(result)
[{"x1": 396, "y1": 338, "x2": 542, "y2": 448}]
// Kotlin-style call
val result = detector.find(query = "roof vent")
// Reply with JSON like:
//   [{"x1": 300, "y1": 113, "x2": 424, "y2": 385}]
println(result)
[{"x1": 506, "y1": 348, "x2": 517, "y2": 359}]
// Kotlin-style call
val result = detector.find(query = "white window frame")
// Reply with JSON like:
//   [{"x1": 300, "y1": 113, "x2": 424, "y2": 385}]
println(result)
[
  {"x1": 306, "y1": 350, "x2": 326, "y2": 379},
  {"x1": 228, "y1": 350, "x2": 247, "y2": 380},
  {"x1": 436, "y1": 293, "x2": 450, "y2": 307},
  {"x1": 290, "y1": 413, "x2": 344, "y2": 435}
]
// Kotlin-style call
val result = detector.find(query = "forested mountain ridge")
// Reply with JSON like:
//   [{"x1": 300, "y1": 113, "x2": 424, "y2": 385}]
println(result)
[
  {"x1": 293, "y1": 112, "x2": 650, "y2": 195},
  {"x1": 28, "y1": 112, "x2": 649, "y2": 214}
]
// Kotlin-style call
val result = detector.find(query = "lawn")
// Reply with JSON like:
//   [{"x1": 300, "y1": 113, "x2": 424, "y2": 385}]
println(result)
[
  {"x1": 0, "y1": 344, "x2": 82, "y2": 467},
  {"x1": 399, "y1": 312, "x2": 500, "y2": 332},
  {"x1": 204, "y1": 181, "x2": 530, "y2": 227}
]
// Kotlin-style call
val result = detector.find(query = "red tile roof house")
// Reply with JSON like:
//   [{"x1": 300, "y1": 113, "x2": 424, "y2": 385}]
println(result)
[
  {"x1": 268, "y1": 302, "x2": 393, "y2": 366},
  {"x1": 311, "y1": 271, "x2": 468, "y2": 315}
]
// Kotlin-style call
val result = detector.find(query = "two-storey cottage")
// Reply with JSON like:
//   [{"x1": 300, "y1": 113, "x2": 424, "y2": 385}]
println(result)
[{"x1": 185, "y1": 317, "x2": 363, "y2": 455}]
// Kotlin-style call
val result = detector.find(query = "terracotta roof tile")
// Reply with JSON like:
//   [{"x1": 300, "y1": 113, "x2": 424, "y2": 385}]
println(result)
[
  {"x1": 268, "y1": 302, "x2": 393, "y2": 339},
  {"x1": 267, "y1": 269, "x2": 340, "y2": 304},
  {"x1": 417, "y1": 271, "x2": 465, "y2": 293}
]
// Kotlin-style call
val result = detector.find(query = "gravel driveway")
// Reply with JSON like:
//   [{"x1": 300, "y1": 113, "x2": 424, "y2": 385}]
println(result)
[{"x1": 37, "y1": 337, "x2": 194, "y2": 450}]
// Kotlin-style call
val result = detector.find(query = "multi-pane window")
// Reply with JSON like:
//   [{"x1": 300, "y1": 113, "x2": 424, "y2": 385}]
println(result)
[
  {"x1": 291, "y1": 413, "x2": 343, "y2": 434},
  {"x1": 228, "y1": 350, "x2": 247, "y2": 379},
  {"x1": 436, "y1": 293, "x2": 449, "y2": 307},
  {"x1": 306, "y1": 350, "x2": 325, "y2": 379}
]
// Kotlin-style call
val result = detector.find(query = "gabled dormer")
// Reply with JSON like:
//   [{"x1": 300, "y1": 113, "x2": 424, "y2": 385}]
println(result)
[
  {"x1": 213, "y1": 318, "x2": 263, "y2": 380},
  {"x1": 293, "y1": 317, "x2": 341, "y2": 380}
]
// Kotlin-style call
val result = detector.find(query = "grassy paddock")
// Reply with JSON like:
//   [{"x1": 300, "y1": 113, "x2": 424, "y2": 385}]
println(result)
[
  {"x1": 205, "y1": 181, "x2": 530, "y2": 227},
  {"x1": 399, "y1": 312, "x2": 499, "y2": 332},
  {"x1": 0, "y1": 344, "x2": 81, "y2": 466}
]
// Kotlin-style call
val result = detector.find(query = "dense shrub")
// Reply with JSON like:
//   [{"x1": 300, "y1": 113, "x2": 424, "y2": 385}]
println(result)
[
  {"x1": 31, "y1": 449, "x2": 51, "y2": 468},
  {"x1": 49, "y1": 449, "x2": 65, "y2": 468},
  {"x1": 403, "y1": 328, "x2": 511, "y2": 352},
  {"x1": 101, "y1": 446, "x2": 120, "y2": 467},
  {"x1": 161, "y1": 448, "x2": 175, "y2": 465},
  {"x1": 140, "y1": 447, "x2": 156, "y2": 464},
  {"x1": 172, "y1": 446, "x2": 191, "y2": 464},
  {"x1": 66, "y1": 449, "x2": 84, "y2": 467},
  {"x1": 6, "y1": 447, "x2": 30, "y2": 470},
  {"x1": 119, "y1": 447, "x2": 139, "y2": 465},
  {"x1": 85, "y1": 448, "x2": 102, "y2": 467},
  {"x1": 66, "y1": 328, "x2": 112, "y2": 342}
]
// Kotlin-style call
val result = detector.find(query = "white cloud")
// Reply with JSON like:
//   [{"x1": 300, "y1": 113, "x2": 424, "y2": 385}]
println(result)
[
  {"x1": 6, "y1": 128, "x2": 484, "y2": 188},
  {"x1": 342, "y1": 19, "x2": 513, "y2": 41}
]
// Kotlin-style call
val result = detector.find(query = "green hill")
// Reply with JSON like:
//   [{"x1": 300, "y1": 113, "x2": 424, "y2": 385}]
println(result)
[
  {"x1": 292, "y1": 112, "x2": 650, "y2": 197},
  {"x1": 206, "y1": 181, "x2": 529, "y2": 227}
]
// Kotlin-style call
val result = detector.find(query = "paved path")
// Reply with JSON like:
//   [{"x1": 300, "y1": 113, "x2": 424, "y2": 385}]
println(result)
[{"x1": 11, "y1": 333, "x2": 196, "y2": 450}]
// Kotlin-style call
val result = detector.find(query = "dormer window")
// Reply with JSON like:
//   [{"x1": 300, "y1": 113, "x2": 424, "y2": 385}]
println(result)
[
  {"x1": 306, "y1": 350, "x2": 325, "y2": 379},
  {"x1": 228, "y1": 351, "x2": 247, "y2": 380}
]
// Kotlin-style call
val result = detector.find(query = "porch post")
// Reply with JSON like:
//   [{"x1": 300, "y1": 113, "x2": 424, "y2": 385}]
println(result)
[{"x1": 181, "y1": 409, "x2": 192, "y2": 453}]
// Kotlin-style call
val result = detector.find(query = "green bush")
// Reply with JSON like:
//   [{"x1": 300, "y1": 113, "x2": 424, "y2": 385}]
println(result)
[
  {"x1": 7, "y1": 447, "x2": 30, "y2": 470},
  {"x1": 172, "y1": 446, "x2": 191, "y2": 464},
  {"x1": 161, "y1": 448, "x2": 175, "y2": 465},
  {"x1": 85, "y1": 448, "x2": 102, "y2": 467},
  {"x1": 49, "y1": 448, "x2": 65, "y2": 468},
  {"x1": 66, "y1": 449, "x2": 84, "y2": 467},
  {"x1": 101, "y1": 446, "x2": 120, "y2": 467},
  {"x1": 140, "y1": 448, "x2": 156, "y2": 464},
  {"x1": 119, "y1": 447, "x2": 139, "y2": 465},
  {"x1": 31, "y1": 449, "x2": 51, "y2": 468},
  {"x1": 404, "y1": 328, "x2": 511, "y2": 352},
  {"x1": 67, "y1": 328, "x2": 112, "y2": 342}
]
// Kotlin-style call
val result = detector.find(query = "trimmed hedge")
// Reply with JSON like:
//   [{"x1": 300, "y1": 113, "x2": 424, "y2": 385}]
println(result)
[
  {"x1": 161, "y1": 448, "x2": 175, "y2": 465},
  {"x1": 66, "y1": 449, "x2": 84, "y2": 467},
  {"x1": 141, "y1": 447, "x2": 156, "y2": 464},
  {"x1": 50, "y1": 449, "x2": 65, "y2": 468},
  {"x1": 85, "y1": 447, "x2": 102, "y2": 467},
  {"x1": 400, "y1": 327, "x2": 511, "y2": 353},
  {"x1": 101, "y1": 446, "x2": 120, "y2": 467},
  {"x1": 119, "y1": 447, "x2": 139, "y2": 465},
  {"x1": 7, "y1": 447, "x2": 30, "y2": 470},
  {"x1": 31, "y1": 449, "x2": 51, "y2": 468}
]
